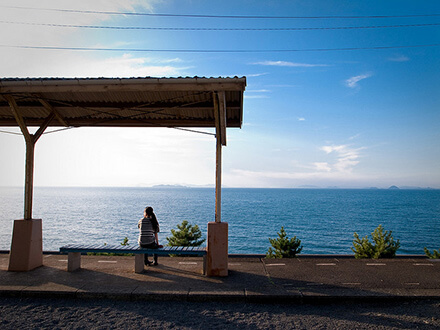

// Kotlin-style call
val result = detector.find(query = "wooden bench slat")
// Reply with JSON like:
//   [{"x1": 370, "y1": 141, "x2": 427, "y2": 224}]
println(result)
[{"x1": 60, "y1": 244, "x2": 206, "y2": 256}]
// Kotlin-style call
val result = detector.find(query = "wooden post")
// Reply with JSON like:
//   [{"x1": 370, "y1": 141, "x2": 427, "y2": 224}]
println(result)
[
  {"x1": 215, "y1": 134, "x2": 222, "y2": 223},
  {"x1": 213, "y1": 92, "x2": 227, "y2": 223},
  {"x1": 6, "y1": 95, "x2": 54, "y2": 271},
  {"x1": 24, "y1": 141, "x2": 35, "y2": 219},
  {"x1": 6, "y1": 95, "x2": 55, "y2": 220},
  {"x1": 206, "y1": 92, "x2": 229, "y2": 276}
]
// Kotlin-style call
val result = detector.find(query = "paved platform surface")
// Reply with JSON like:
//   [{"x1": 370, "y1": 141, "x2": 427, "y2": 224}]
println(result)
[{"x1": 1, "y1": 254, "x2": 439, "y2": 303}]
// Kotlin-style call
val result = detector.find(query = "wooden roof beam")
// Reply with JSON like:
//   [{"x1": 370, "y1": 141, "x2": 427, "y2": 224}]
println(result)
[
  {"x1": 213, "y1": 92, "x2": 227, "y2": 146},
  {"x1": 4, "y1": 95, "x2": 32, "y2": 144},
  {"x1": 218, "y1": 91, "x2": 227, "y2": 146},
  {"x1": 0, "y1": 78, "x2": 247, "y2": 94},
  {"x1": 39, "y1": 98, "x2": 69, "y2": 127}
]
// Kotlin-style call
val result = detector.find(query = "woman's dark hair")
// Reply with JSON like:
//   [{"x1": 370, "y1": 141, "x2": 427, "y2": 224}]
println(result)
[
  {"x1": 145, "y1": 206, "x2": 154, "y2": 216},
  {"x1": 145, "y1": 206, "x2": 159, "y2": 232}
]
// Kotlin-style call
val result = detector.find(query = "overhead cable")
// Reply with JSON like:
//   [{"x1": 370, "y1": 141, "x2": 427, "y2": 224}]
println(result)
[
  {"x1": 2, "y1": 5, "x2": 440, "y2": 19},
  {"x1": 1, "y1": 44, "x2": 439, "y2": 53},
  {"x1": 0, "y1": 129, "x2": 22, "y2": 136},
  {"x1": 2, "y1": 20, "x2": 439, "y2": 31}
]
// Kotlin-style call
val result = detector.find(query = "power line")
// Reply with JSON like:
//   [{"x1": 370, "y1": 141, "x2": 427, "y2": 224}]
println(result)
[
  {"x1": 2, "y1": 5, "x2": 440, "y2": 19},
  {"x1": 2, "y1": 20, "x2": 439, "y2": 31},
  {"x1": 42, "y1": 127, "x2": 77, "y2": 135},
  {"x1": 1, "y1": 44, "x2": 439, "y2": 53},
  {"x1": 173, "y1": 127, "x2": 215, "y2": 136},
  {"x1": 0, "y1": 129, "x2": 22, "y2": 136}
]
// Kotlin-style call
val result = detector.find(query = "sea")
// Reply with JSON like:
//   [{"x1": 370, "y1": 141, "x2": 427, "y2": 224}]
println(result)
[{"x1": 0, "y1": 187, "x2": 439, "y2": 255}]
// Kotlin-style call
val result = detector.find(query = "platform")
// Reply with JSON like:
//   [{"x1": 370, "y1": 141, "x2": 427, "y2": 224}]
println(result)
[{"x1": 1, "y1": 253, "x2": 439, "y2": 304}]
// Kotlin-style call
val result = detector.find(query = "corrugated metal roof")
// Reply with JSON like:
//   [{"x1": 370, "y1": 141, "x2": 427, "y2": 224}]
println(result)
[{"x1": 0, "y1": 77, "x2": 246, "y2": 128}]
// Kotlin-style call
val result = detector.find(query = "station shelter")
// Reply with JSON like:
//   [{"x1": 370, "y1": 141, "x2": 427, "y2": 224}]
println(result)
[{"x1": 0, "y1": 77, "x2": 246, "y2": 276}]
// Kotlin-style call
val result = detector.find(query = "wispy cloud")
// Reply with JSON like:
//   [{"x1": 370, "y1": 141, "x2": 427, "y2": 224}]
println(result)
[
  {"x1": 298, "y1": 117, "x2": 306, "y2": 121},
  {"x1": 253, "y1": 60, "x2": 329, "y2": 68},
  {"x1": 246, "y1": 89, "x2": 271, "y2": 93},
  {"x1": 244, "y1": 89, "x2": 271, "y2": 99},
  {"x1": 45, "y1": 54, "x2": 190, "y2": 78},
  {"x1": 225, "y1": 143, "x2": 366, "y2": 188},
  {"x1": 244, "y1": 95, "x2": 270, "y2": 99},
  {"x1": 388, "y1": 55, "x2": 410, "y2": 62},
  {"x1": 312, "y1": 162, "x2": 331, "y2": 172},
  {"x1": 246, "y1": 72, "x2": 270, "y2": 77},
  {"x1": 345, "y1": 73, "x2": 373, "y2": 88},
  {"x1": 320, "y1": 144, "x2": 364, "y2": 172},
  {"x1": 0, "y1": 0, "x2": 179, "y2": 78}
]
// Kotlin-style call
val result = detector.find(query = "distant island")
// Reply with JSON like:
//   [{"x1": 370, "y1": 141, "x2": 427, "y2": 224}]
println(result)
[
  {"x1": 142, "y1": 184, "x2": 437, "y2": 190},
  {"x1": 152, "y1": 184, "x2": 189, "y2": 189}
]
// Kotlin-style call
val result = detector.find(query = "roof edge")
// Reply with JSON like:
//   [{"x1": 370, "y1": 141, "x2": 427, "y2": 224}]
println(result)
[{"x1": 0, "y1": 76, "x2": 246, "y2": 93}]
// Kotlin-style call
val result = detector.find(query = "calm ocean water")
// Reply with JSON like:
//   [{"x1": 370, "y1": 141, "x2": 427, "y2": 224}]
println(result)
[{"x1": 0, "y1": 187, "x2": 439, "y2": 255}]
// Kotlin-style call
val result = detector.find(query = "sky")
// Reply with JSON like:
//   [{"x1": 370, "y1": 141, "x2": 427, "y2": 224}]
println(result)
[{"x1": 0, "y1": 0, "x2": 439, "y2": 189}]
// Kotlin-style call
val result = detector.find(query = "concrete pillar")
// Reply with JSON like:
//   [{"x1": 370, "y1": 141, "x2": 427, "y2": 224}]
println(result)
[
  {"x1": 206, "y1": 221, "x2": 228, "y2": 277},
  {"x1": 8, "y1": 219, "x2": 43, "y2": 271},
  {"x1": 67, "y1": 252, "x2": 81, "y2": 272},
  {"x1": 135, "y1": 254, "x2": 144, "y2": 273}
]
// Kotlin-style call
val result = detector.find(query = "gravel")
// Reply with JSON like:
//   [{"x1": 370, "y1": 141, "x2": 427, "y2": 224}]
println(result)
[{"x1": 1, "y1": 297, "x2": 439, "y2": 329}]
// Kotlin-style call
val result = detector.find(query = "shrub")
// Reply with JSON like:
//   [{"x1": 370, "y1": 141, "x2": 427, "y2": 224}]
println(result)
[
  {"x1": 87, "y1": 237, "x2": 133, "y2": 256},
  {"x1": 424, "y1": 247, "x2": 440, "y2": 259},
  {"x1": 121, "y1": 237, "x2": 129, "y2": 246},
  {"x1": 166, "y1": 220, "x2": 206, "y2": 247},
  {"x1": 266, "y1": 227, "x2": 303, "y2": 258},
  {"x1": 352, "y1": 224, "x2": 400, "y2": 259}
]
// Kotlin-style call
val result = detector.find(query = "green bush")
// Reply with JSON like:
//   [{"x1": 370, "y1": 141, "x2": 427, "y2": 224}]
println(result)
[
  {"x1": 266, "y1": 227, "x2": 303, "y2": 258},
  {"x1": 120, "y1": 237, "x2": 129, "y2": 246},
  {"x1": 424, "y1": 247, "x2": 440, "y2": 259},
  {"x1": 352, "y1": 225, "x2": 400, "y2": 259},
  {"x1": 166, "y1": 220, "x2": 206, "y2": 247}
]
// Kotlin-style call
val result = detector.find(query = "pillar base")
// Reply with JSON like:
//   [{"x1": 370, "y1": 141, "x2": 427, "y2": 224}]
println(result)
[
  {"x1": 206, "y1": 222, "x2": 228, "y2": 277},
  {"x1": 8, "y1": 219, "x2": 43, "y2": 271}
]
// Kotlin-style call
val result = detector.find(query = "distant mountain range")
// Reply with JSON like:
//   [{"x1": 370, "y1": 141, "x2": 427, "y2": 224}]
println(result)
[
  {"x1": 298, "y1": 185, "x2": 437, "y2": 190},
  {"x1": 152, "y1": 184, "x2": 189, "y2": 189},
  {"x1": 145, "y1": 184, "x2": 437, "y2": 190},
  {"x1": 367, "y1": 186, "x2": 436, "y2": 190}
]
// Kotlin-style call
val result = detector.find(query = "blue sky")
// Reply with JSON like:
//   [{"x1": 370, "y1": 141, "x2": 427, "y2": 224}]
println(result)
[{"x1": 0, "y1": 0, "x2": 439, "y2": 188}]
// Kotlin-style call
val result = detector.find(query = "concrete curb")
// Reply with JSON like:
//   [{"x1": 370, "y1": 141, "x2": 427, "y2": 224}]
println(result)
[{"x1": 1, "y1": 289, "x2": 439, "y2": 304}]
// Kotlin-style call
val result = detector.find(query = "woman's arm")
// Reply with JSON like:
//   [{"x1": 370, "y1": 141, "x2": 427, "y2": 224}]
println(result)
[{"x1": 155, "y1": 232, "x2": 159, "y2": 244}]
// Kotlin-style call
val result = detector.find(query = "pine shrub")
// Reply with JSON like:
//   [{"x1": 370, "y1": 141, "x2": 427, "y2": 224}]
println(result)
[
  {"x1": 266, "y1": 227, "x2": 303, "y2": 258},
  {"x1": 424, "y1": 247, "x2": 440, "y2": 259},
  {"x1": 87, "y1": 237, "x2": 133, "y2": 256},
  {"x1": 166, "y1": 220, "x2": 206, "y2": 247},
  {"x1": 352, "y1": 224, "x2": 400, "y2": 259}
]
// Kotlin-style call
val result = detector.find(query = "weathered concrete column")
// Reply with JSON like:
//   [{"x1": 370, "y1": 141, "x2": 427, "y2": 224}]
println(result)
[
  {"x1": 8, "y1": 138, "x2": 43, "y2": 271},
  {"x1": 206, "y1": 221, "x2": 228, "y2": 277},
  {"x1": 8, "y1": 218, "x2": 43, "y2": 271}
]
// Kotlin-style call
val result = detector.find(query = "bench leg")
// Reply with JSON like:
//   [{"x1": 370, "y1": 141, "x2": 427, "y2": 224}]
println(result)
[
  {"x1": 135, "y1": 254, "x2": 144, "y2": 273},
  {"x1": 67, "y1": 252, "x2": 81, "y2": 272},
  {"x1": 203, "y1": 255, "x2": 207, "y2": 275}
]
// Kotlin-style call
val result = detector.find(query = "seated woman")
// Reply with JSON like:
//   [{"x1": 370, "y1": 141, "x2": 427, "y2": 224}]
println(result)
[{"x1": 138, "y1": 206, "x2": 162, "y2": 266}]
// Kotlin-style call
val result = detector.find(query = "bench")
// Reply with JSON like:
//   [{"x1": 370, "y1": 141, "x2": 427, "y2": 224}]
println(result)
[{"x1": 60, "y1": 244, "x2": 207, "y2": 274}]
